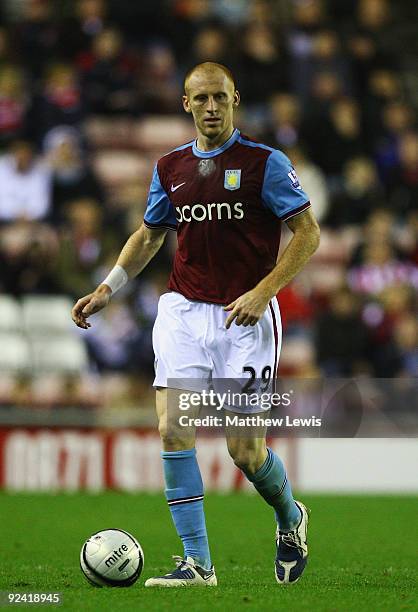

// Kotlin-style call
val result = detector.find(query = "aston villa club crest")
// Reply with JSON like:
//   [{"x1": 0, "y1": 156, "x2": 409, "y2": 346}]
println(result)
[{"x1": 224, "y1": 169, "x2": 241, "y2": 191}]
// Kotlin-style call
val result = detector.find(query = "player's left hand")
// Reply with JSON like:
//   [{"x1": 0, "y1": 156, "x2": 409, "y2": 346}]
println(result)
[{"x1": 224, "y1": 287, "x2": 272, "y2": 329}]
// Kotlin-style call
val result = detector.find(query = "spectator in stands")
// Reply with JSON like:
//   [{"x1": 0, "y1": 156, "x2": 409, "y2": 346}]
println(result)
[
  {"x1": 289, "y1": 0, "x2": 327, "y2": 41},
  {"x1": 306, "y1": 29, "x2": 353, "y2": 100},
  {"x1": 277, "y1": 280, "x2": 313, "y2": 332},
  {"x1": 211, "y1": 0, "x2": 252, "y2": 26},
  {"x1": 301, "y1": 71, "x2": 344, "y2": 149},
  {"x1": 129, "y1": 270, "x2": 173, "y2": 377},
  {"x1": 81, "y1": 295, "x2": 144, "y2": 373},
  {"x1": 363, "y1": 68, "x2": 402, "y2": 149},
  {"x1": 286, "y1": 144, "x2": 330, "y2": 223},
  {"x1": 78, "y1": 27, "x2": 138, "y2": 115},
  {"x1": 7, "y1": 375, "x2": 32, "y2": 408},
  {"x1": 182, "y1": 24, "x2": 232, "y2": 109},
  {"x1": 53, "y1": 197, "x2": 119, "y2": 298},
  {"x1": 0, "y1": 66, "x2": 29, "y2": 148},
  {"x1": 362, "y1": 285, "x2": 417, "y2": 377},
  {"x1": 392, "y1": 315, "x2": 418, "y2": 376},
  {"x1": 44, "y1": 126, "x2": 104, "y2": 225},
  {"x1": 327, "y1": 156, "x2": 383, "y2": 226},
  {"x1": 286, "y1": 0, "x2": 328, "y2": 100},
  {"x1": 248, "y1": 0, "x2": 280, "y2": 28},
  {"x1": 30, "y1": 372, "x2": 99, "y2": 409},
  {"x1": 236, "y1": 23, "x2": 288, "y2": 107},
  {"x1": 380, "y1": 283, "x2": 415, "y2": 322},
  {"x1": 348, "y1": 241, "x2": 418, "y2": 296},
  {"x1": 384, "y1": 131, "x2": 418, "y2": 216},
  {"x1": 0, "y1": 27, "x2": 17, "y2": 67},
  {"x1": 140, "y1": 43, "x2": 181, "y2": 114},
  {"x1": 0, "y1": 139, "x2": 51, "y2": 222},
  {"x1": 59, "y1": 0, "x2": 108, "y2": 61},
  {"x1": 363, "y1": 207, "x2": 394, "y2": 243},
  {"x1": 350, "y1": 207, "x2": 398, "y2": 264},
  {"x1": 13, "y1": 0, "x2": 61, "y2": 78},
  {"x1": 0, "y1": 219, "x2": 58, "y2": 295},
  {"x1": 305, "y1": 97, "x2": 364, "y2": 179},
  {"x1": 189, "y1": 25, "x2": 230, "y2": 68},
  {"x1": 316, "y1": 286, "x2": 369, "y2": 375},
  {"x1": 328, "y1": 98, "x2": 363, "y2": 160},
  {"x1": 345, "y1": 0, "x2": 397, "y2": 97},
  {"x1": 211, "y1": 0, "x2": 273, "y2": 30},
  {"x1": 28, "y1": 63, "x2": 84, "y2": 144},
  {"x1": 356, "y1": 0, "x2": 397, "y2": 61},
  {"x1": 378, "y1": 284, "x2": 415, "y2": 345},
  {"x1": 263, "y1": 93, "x2": 302, "y2": 149},
  {"x1": 168, "y1": 0, "x2": 214, "y2": 62},
  {"x1": 405, "y1": 211, "x2": 418, "y2": 266},
  {"x1": 375, "y1": 101, "x2": 416, "y2": 180}
]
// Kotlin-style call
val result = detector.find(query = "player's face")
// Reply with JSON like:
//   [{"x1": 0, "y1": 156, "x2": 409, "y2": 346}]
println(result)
[{"x1": 183, "y1": 71, "x2": 240, "y2": 142}]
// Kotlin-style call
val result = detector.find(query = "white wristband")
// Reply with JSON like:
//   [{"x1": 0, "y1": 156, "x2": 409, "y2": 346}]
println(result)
[{"x1": 101, "y1": 265, "x2": 128, "y2": 294}]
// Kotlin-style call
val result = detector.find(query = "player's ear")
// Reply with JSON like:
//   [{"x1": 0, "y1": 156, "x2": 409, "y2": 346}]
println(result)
[
  {"x1": 233, "y1": 90, "x2": 240, "y2": 107},
  {"x1": 182, "y1": 95, "x2": 192, "y2": 113}
]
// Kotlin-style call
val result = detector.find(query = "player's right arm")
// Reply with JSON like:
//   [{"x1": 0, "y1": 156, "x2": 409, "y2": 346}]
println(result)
[
  {"x1": 72, "y1": 161, "x2": 176, "y2": 329},
  {"x1": 71, "y1": 223, "x2": 168, "y2": 329}
]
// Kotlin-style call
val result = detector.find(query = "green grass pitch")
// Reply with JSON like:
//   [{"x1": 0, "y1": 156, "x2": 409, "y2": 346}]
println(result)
[{"x1": 0, "y1": 492, "x2": 416, "y2": 611}]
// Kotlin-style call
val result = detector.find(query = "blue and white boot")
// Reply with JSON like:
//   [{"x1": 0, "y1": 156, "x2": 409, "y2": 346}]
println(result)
[
  {"x1": 145, "y1": 556, "x2": 217, "y2": 587},
  {"x1": 275, "y1": 501, "x2": 309, "y2": 584}
]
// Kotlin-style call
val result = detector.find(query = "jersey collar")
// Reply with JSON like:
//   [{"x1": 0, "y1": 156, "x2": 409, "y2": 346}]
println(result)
[{"x1": 192, "y1": 128, "x2": 240, "y2": 158}]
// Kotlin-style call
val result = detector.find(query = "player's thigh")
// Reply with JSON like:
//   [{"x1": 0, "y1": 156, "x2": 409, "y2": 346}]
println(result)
[
  {"x1": 214, "y1": 297, "x2": 281, "y2": 384},
  {"x1": 156, "y1": 387, "x2": 199, "y2": 451},
  {"x1": 153, "y1": 292, "x2": 212, "y2": 385}
]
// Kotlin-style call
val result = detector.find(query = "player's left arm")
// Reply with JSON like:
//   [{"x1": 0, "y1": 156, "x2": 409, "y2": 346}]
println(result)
[{"x1": 224, "y1": 208, "x2": 320, "y2": 328}]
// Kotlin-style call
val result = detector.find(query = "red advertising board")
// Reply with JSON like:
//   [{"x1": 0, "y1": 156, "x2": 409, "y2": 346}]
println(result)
[{"x1": 0, "y1": 428, "x2": 259, "y2": 492}]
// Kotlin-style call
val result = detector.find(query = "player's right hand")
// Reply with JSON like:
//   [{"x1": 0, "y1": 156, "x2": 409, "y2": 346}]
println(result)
[{"x1": 71, "y1": 285, "x2": 112, "y2": 329}]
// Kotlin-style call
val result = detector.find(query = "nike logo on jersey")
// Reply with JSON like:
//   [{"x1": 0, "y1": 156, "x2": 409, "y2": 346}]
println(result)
[{"x1": 171, "y1": 182, "x2": 186, "y2": 192}]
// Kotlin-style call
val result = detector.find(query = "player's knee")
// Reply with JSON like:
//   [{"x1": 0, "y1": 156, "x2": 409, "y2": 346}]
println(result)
[
  {"x1": 228, "y1": 444, "x2": 264, "y2": 475},
  {"x1": 159, "y1": 432, "x2": 193, "y2": 451},
  {"x1": 158, "y1": 419, "x2": 194, "y2": 451},
  {"x1": 232, "y1": 454, "x2": 260, "y2": 475}
]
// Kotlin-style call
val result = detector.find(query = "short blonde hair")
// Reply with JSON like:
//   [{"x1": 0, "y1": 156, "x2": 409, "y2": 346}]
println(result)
[{"x1": 184, "y1": 62, "x2": 236, "y2": 94}]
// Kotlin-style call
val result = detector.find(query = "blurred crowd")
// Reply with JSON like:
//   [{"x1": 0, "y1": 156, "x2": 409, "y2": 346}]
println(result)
[{"x1": 0, "y1": 0, "x2": 416, "y2": 408}]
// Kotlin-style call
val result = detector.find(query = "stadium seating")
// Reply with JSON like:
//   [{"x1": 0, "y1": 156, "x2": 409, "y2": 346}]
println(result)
[
  {"x1": 30, "y1": 336, "x2": 88, "y2": 374},
  {"x1": 84, "y1": 117, "x2": 137, "y2": 149},
  {"x1": 133, "y1": 116, "x2": 196, "y2": 151},
  {"x1": 22, "y1": 296, "x2": 74, "y2": 335},
  {"x1": 92, "y1": 150, "x2": 151, "y2": 187},
  {"x1": 279, "y1": 336, "x2": 316, "y2": 375},
  {"x1": 0, "y1": 296, "x2": 21, "y2": 332},
  {"x1": 85, "y1": 115, "x2": 196, "y2": 154},
  {"x1": 0, "y1": 333, "x2": 31, "y2": 373},
  {"x1": 0, "y1": 295, "x2": 89, "y2": 379}
]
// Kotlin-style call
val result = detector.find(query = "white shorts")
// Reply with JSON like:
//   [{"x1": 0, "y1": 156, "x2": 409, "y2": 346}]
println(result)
[{"x1": 152, "y1": 291, "x2": 282, "y2": 404}]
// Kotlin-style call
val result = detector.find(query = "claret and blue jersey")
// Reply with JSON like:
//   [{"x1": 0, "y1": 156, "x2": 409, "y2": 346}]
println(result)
[{"x1": 144, "y1": 128, "x2": 311, "y2": 304}]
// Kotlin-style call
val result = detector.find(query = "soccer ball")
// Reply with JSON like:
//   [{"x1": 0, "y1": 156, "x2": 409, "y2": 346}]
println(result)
[{"x1": 80, "y1": 528, "x2": 144, "y2": 587}]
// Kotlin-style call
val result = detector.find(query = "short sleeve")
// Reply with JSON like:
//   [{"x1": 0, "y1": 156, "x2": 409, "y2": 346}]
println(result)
[
  {"x1": 262, "y1": 150, "x2": 311, "y2": 221},
  {"x1": 144, "y1": 165, "x2": 177, "y2": 230}
]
